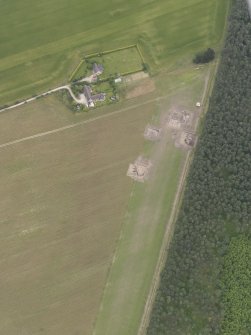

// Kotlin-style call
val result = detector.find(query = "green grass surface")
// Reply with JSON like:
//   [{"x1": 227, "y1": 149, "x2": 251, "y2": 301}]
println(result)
[
  {"x1": 94, "y1": 145, "x2": 185, "y2": 335},
  {"x1": 93, "y1": 66, "x2": 212, "y2": 335},
  {"x1": 73, "y1": 47, "x2": 143, "y2": 80},
  {"x1": 0, "y1": 0, "x2": 230, "y2": 334},
  {"x1": 0, "y1": 0, "x2": 229, "y2": 106}
]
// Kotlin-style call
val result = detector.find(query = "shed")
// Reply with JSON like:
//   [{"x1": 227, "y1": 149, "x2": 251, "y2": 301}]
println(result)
[{"x1": 114, "y1": 77, "x2": 122, "y2": 84}]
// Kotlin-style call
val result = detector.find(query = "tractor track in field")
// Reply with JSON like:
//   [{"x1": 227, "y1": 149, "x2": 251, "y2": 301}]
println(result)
[
  {"x1": 0, "y1": 94, "x2": 169, "y2": 150},
  {"x1": 137, "y1": 150, "x2": 191, "y2": 335},
  {"x1": 137, "y1": 65, "x2": 215, "y2": 335}
]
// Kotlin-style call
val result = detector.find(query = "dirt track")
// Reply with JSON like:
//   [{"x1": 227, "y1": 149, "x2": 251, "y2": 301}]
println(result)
[
  {"x1": 0, "y1": 85, "x2": 87, "y2": 114},
  {"x1": 0, "y1": 94, "x2": 169, "y2": 150},
  {"x1": 137, "y1": 66, "x2": 214, "y2": 335},
  {"x1": 137, "y1": 151, "x2": 191, "y2": 335}
]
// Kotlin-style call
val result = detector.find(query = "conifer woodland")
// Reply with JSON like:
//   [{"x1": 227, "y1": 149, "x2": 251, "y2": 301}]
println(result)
[{"x1": 147, "y1": 0, "x2": 251, "y2": 334}]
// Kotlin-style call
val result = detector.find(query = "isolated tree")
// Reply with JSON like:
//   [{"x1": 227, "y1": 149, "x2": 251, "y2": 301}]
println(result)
[
  {"x1": 193, "y1": 48, "x2": 215, "y2": 64},
  {"x1": 142, "y1": 62, "x2": 150, "y2": 72}
]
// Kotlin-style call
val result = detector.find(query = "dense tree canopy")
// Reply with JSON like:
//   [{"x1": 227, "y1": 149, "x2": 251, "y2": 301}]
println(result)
[
  {"x1": 220, "y1": 237, "x2": 251, "y2": 334},
  {"x1": 147, "y1": 0, "x2": 251, "y2": 334},
  {"x1": 193, "y1": 48, "x2": 215, "y2": 64}
]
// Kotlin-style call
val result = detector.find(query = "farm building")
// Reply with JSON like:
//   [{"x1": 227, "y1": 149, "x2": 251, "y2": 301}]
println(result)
[
  {"x1": 114, "y1": 77, "x2": 122, "y2": 84},
  {"x1": 83, "y1": 85, "x2": 106, "y2": 107},
  {"x1": 93, "y1": 63, "x2": 104, "y2": 76}
]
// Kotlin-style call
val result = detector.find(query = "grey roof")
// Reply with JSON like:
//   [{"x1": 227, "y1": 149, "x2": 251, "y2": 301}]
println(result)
[
  {"x1": 93, "y1": 63, "x2": 104, "y2": 74},
  {"x1": 91, "y1": 93, "x2": 106, "y2": 102},
  {"x1": 83, "y1": 85, "x2": 92, "y2": 101},
  {"x1": 83, "y1": 85, "x2": 106, "y2": 105}
]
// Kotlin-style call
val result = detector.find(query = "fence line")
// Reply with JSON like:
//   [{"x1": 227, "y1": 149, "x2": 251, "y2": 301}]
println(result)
[
  {"x1": 136, "y1": 44, "x2": 146, "y2": 64},
  {"x1": 69, "y1": 59, "x2": 84, "y2": 81},
  {"x1": 70, "y1": 44, "x2": 143, "y2": 82},
  {"x1": 84, "y1": 44, "x2": 137, "y2": 59},
  {"x1": 120, "y1": 68, "x2": 144, "y2": 77}
]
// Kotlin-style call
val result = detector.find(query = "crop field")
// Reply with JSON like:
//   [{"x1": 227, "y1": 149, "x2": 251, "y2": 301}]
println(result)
[
  {"x1": 0, "y1": 0, "x2": 229, "y2": 106},
  {"x1": 73, "y1": 46, "x2": 143, "y2": 81},
  {"x1": 93, "y1": 66, "x2": 212, "y2": 335},
  {"x1": 0, "y1": 65, "x2": 211, "y2": 335},
  {"x1": 0, "y1": 95, "x2": 155, "y2": 335},
  {"x1": 0, "y1": 1, "x2": 230, "y2": 335}
]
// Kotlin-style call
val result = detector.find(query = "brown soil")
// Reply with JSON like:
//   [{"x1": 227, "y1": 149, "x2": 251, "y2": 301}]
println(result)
[{"x1": 126, "y1": 78, "x2": 155, "y2": 99}]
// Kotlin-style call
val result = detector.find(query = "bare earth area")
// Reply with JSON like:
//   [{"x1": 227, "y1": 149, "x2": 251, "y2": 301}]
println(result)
[{"x1": 126, "y1": 78, "x2": 155, "y2": 99}]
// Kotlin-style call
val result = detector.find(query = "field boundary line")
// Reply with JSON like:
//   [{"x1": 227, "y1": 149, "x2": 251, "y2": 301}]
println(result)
[
  {"x1": 136, "y1": 44, "x2": 146, "y2": 64},
  {"x1": 95, "y1": 67, "x2": 144, "y2": 83},
  {"x1": 71, "y1": 44, "x2": 143, "y2": 81},
  {"x1": 69, "y1": 59, "x2": 84, "y2": 81},
  {"x1": 84, "y1": 44, "x2": 137, "y2": 59},
  {"x1": 0, "y1": 44, "x2": 144, "y2": 112},
  {"x1": 136, "y1": 4, "x2": 232, "y2": 328},
  {"x1": 0, "y1": 94, "x2": 168, "y2": 150},
  {"x1": 92, "y1": 180, "x2": 137, "y2": 335},
  {"x1": 137, "y1": 150, "x2": 192, "y2": 335},
  {"x1": 137, "y1": 62, "x2": 217, "y2": 335}
]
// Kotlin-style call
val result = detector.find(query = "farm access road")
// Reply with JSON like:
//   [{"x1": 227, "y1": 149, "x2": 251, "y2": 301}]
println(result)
[
  {"x1": 137, "y1": 65, "x2": 214, "y2": 335},
  {"x1": 0, "y1": 85, "x2": 86, "y2": 113},
  {"x1": 0, "y1": 74, "x2": 95, "y2": 114}
]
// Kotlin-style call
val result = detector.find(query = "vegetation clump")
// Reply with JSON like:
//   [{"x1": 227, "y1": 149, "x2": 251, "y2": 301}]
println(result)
[
  {"x1": 147, "y1": 0, "x2": 251, "y2": 334},
  {"x1": 193, "y1": 48, "x2": 215, "y2": 64},
  {"x1": 220, "y1": 237, "x2": 251, "y2": 335}
]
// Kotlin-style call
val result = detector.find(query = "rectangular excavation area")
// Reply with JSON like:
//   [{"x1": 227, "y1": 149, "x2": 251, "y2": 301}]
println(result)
[
  {"x1": 144, "y1": 125, "x2": 162, "y2": 141},
  {"x1": 167, "y1": 110, "x2": 192, "y2": 130},
  {"x1": 127, "y1": 156, "x2": 152, "y2": 182},
  {"x1": 175, "y1": 131, "x2": 197, "y2": 149}
]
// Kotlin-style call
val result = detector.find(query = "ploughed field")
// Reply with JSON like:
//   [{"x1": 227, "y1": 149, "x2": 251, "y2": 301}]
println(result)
[{"x1": 0, "y1": 0, "x2": 228, "y2": 106}]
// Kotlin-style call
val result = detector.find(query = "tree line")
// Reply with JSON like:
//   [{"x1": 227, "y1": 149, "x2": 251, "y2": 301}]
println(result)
[{"x1": 147, "y1": 0, "x2": 251, "y2": 334}]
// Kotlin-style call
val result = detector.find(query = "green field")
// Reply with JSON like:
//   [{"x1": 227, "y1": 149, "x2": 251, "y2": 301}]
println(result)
[
  {"x1": 72, "y1": 46, "x2": 143, "y2": 81},
  {"x1": 0, "y1": 0, "x2": 229, "y2": 106},
  {"x1": 0, "y1": 1, "x2": 230, "y2": 335}
]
